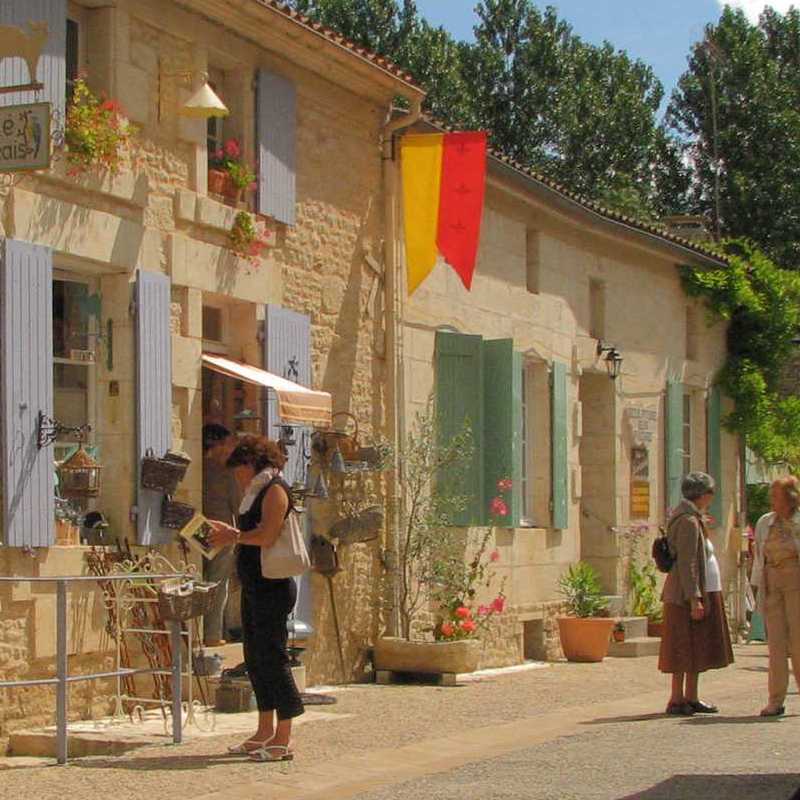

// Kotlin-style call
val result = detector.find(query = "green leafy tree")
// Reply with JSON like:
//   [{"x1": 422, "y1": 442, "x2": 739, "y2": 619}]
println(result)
[{"x1": 667, "y1": 7, "x2": 800, "y2": 267}]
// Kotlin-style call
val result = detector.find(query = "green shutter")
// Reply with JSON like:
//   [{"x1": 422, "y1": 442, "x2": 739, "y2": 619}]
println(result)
[
  {"x1": 435, "y1": 331, "x2": 484, "y2": 525},
  {"x1": 666, "y1": 380, "x2": 684, "y2": 512},
  {"x1": 551, "y1": 361, "x2": 569, "y2": 530},
  {"x1": 483, "y1": 341, "x2": 522, "y2": 527},
  {"x1": 707, "y1": 385, "x2": 723, "y2": 525}
]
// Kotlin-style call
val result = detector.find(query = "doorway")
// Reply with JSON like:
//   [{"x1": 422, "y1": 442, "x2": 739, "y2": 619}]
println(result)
[{"x1": 578, "y1": 372, "x2": 619, "y2": 594}]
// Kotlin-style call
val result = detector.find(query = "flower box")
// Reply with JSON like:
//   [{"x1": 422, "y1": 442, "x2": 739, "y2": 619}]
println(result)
[{"x1": 373, "y1": 636, "x2": 480, "y2": 676}]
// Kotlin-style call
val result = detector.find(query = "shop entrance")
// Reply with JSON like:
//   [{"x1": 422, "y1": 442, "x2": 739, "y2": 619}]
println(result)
[{"x1": 578, "y1": 372, "x2": 619, "y2": 594}]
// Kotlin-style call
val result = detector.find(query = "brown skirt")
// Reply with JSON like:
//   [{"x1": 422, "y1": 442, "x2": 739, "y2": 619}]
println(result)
[{"x1": 658, "y1": 591, "x2": 735, "y2": 674}]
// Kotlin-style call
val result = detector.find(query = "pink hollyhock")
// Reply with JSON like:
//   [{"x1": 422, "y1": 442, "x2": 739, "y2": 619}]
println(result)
[
  {"x1": 460, "y1": 619, "x2": 477, "y2": 633},
  {"x1": 440, "y1": 622, "x2": 455, "y2": 638},
  {"x1": 497, "y1": 477, "x2": 513, "y2": 492},
  {"x1": 489, "y1": 549, "x2": 500, "y2": 562},
  {"x1": 455, "y1": 606, "x2": 472, "y2": 619},
  {"x1": 477, "y1": 604, "x2": 490, "y2": 616},
  {"x1": 213, "y1": 148, "x2": 224, "y2": 162},
  {"x1": 224, "y1": 138, "x2": 241, "y2": 158},
  {"x1": 489, "y1": 497, "x2": 509, "y2": 517},
  {"x1": 490, "y1": 595, "x2": 506, "y2": 613}
]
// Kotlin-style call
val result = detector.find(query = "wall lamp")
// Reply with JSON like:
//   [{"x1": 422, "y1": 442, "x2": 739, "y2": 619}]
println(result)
[
  {"x1": 158, "y1": 60, "x2": 229, "y2": 121},
  {"x1": 596, "y1": 340, "x2": 624, "y2": 380}
]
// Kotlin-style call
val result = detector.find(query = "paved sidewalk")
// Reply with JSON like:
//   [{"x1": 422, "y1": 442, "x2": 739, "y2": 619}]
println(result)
[{"x1": 0, "y1": 644, "x2": 795, "y2": 800}]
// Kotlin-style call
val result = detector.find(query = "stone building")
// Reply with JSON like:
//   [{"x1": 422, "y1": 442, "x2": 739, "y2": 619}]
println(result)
[
  {"x1": 398, "y1": 120, "x2": 742, "y2": 663},
  {"x1": 0, "y1": 0, "x2": 423, "y2": 747}
]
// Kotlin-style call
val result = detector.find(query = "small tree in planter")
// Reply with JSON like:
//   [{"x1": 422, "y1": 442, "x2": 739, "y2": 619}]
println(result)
[
  {"x1": 374, "y1": 400, "x2": 505, "y2": 677},
  {"x1": 629, "y1": 559, "x2": 664, "y2": 637},
  {"x1": 557, "y1": 562, "x2": 615, "y2": 662}
]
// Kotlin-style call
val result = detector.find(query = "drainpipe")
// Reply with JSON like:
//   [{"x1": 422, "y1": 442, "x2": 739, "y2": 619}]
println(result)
[{"x1": 382, "y1": 97, "x2": 422, "y2": 637}]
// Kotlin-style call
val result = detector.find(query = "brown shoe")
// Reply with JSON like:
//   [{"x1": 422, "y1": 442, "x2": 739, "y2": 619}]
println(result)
[{"x1": 665, "y1": 702, "x2": 695, "y2": 716}]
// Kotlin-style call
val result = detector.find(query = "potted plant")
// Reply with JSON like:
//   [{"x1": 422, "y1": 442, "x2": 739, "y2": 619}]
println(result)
[
  {"x1": 556, "y1": 562, "x2": 615, "y2": 662},
  {"x1": 209, "y1": 138, "x2": 256, "y2": 203},
  {"x1": 229, "y1": 211, "x2": 270, "y2": 265},
  {"x1": 373, "y1": 400, "x2": 505, "y2": 677},
  {"x1": 64, "y1": 77, "x2": 136, "y2": 175},
  {"x1": 629, "y1": 559, "x2": 664, "y2": 637},
  {"x1": 613, "y1": 621, "x2": 626, "y2": 643}
]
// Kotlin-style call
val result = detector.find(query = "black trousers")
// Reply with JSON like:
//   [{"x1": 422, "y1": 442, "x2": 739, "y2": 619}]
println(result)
[{"x1": 241, "y1": 577, "x2": 304, "y2": 720}]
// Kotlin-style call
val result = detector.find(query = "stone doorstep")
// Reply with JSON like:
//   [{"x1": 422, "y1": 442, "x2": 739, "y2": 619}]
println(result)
[
  {"x1": 614, "y1": 616, "x2": 649, "y2": 639},
  {"x1": 607, "y1": 636, "x2": 661, "y2": 658},
  {"x1": 8, "y1": 706, "x2": 347, "y2": 760}
]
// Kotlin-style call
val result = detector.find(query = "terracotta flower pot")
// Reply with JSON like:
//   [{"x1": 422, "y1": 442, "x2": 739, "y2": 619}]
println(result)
[
  {"x1": 557, "y1": 617, "x2": 616, "y2": 662},
  {"x1": 208, "y1": 168, "x2": 229, "y2": 196},
  {"x1": 647, "y1": 621, "x2": 664, "y2": 638},
  {"x1": 373, "y1": 636, "x2": 480, "y2": 675}
]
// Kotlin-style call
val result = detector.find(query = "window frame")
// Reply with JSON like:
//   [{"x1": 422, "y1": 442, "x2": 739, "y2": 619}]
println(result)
[{"x1": 682, "y1": 391, "x2": 692, "y2": 476}]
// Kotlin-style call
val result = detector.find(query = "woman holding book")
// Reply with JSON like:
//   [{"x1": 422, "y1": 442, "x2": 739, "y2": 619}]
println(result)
[{"x1": 208, "y1": 435, "x2": 304, "y2": 761}]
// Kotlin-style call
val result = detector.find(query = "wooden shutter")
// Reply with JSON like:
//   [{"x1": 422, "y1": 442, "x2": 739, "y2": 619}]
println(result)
[
  {"x1": 665, "y1": 380, "x2": 684, "y2": 513},
  {"x1": 0, "y1": 238, "x2": 55, "y2": 547},
  {"x1": 0, "y1": 0, "x2": 66, "y2": 126},
  {"x1": 435, "y1": 331, "x2": 483, "y2": 526},
  {"x1": 135, "y1": 270, "x2": 172, "y2": 545},
  {"x1": 256, "y1": 69, "x2": 297, "y2": 225},
  {"x1": 550, "y1": 361, "x2": 569, "y2": 530},
  {"x1": 483, "y1": 340, "x2": 522, "y2": 527},
  {"x1": 707, "y1": 385, "x2": 723, "y2": 525},
  {"x1": 264, "y1": 304, "x2": 311, "y2": 486}
]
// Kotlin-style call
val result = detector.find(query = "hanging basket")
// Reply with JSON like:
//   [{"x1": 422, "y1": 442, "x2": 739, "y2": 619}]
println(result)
[
  {"x1": 161, "y1": 496, "x2": 196, "y2": 530},
  {"x1": 157, "y1": 578, "x2": 219, "y2": 622},
  {"x1": 141, "y1": 449, "x2": 191, "y2": 494},
  {"x1": 328, "y1": 412, "x2": 360, "y2": 462}
]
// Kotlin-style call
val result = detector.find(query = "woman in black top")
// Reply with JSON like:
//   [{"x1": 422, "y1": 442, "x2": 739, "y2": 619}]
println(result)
[{"x1": 208, "y1": 436, "x2": 304, "y2": 761}]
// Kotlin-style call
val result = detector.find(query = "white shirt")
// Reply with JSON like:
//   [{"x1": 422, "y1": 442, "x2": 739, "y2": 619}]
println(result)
[{"x1": 704, "y1": 536, "x2": 722, "y2": 593}]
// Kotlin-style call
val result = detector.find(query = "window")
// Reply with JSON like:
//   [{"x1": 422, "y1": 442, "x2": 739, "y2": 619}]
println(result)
[
  {"x1": 521, "y1": 364, "x2": 531, "y2": 522},
  {"x1": 202, "y1": 305, "x2": 224, "y2": 343},
  {"x1": 520, "y1": 361, "x2": 550, "y2": 527},
  {"x1": 206, "y1": 69, "x2": 226, "y2": 158},
  {"x1": 589, "y1": 279, "x2": 605, "y2": 340},
  {"x1": 526, "y1": 230, "x2": 540, "y2": 294},
  {"x1": 682, "y1": 392, "x2": 692, "y2": 476},
  {"x1": 53, "y1": 277, "x2": 96, "y2": 462}
]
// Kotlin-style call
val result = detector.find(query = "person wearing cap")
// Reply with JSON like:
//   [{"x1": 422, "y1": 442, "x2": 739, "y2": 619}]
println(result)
[{"x1": 658, "y1": 471, "x2": 734, "y2": 715}]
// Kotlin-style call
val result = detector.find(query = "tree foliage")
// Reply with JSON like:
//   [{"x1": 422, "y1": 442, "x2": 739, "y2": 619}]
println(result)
[
  {"x1": 680, "y1": 241, "x2": 800, "y2": 466},
  {"x1": 667, "y1": 7, "x2": 800, "y2": 267}
]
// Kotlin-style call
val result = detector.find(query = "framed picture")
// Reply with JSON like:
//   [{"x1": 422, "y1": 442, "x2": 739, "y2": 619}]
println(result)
[{"x1": 179, "y1": 513, "x2": 224, "y2": 560}]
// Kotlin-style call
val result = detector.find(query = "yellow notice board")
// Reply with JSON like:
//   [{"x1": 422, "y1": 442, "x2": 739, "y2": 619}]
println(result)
[{"x1": 630, "y1": 480, "x2": 651, "y2": 519}]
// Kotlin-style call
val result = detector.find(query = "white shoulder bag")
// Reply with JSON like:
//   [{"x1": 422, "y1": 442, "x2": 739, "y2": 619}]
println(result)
[{"x1": 260, "y1": 483, "x2": 310, "y2": 579}]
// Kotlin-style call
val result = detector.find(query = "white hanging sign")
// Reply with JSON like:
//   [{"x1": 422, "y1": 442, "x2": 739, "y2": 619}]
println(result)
[{"x1": 0, "y1": 101, "x2": 50, "y2": 171}]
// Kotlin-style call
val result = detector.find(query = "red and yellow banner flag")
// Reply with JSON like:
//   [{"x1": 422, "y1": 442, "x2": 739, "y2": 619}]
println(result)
[{"x1": 401, "y1": 132, "x2": 487, "y2": 294}]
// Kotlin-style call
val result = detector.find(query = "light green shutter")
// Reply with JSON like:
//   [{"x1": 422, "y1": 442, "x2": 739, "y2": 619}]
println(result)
[
  {"x1": 435, "y1": 331, "x2": 484, "y2": 525},
  {"x1": 665, "y1": 380, "x2": 684, "y2": 512},
  {"x1": 551, "y1": 361, "x2": 569, "y2": 530},
  {"x1": 707, "y1": 385, "x2": 723, "y2": 525},
  {"x1": 483, "y1": 341, "x2": 522, "y2": 527}
]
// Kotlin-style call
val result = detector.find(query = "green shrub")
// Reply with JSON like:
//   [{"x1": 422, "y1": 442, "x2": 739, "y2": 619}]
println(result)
[{"x1": 558, "y1": 562, "x2": 608, "y2": 618}]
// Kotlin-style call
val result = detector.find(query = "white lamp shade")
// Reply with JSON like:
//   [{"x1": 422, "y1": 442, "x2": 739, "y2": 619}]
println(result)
[{"x1": 181, "y1": 82, "x2": 229, "y2": 119}]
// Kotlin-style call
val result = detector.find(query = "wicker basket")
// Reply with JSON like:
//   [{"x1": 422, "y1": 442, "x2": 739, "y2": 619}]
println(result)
[
  {"x1": 157, "y1": 579, "x2": 219, "y2": 622},
  {"x1": 161, "y1": 497, "x2": 195, "y2": 530},
  {"x1": 141, "y1": 449, "x2": 191, "y2": 494},
  {"x1": 190, "y1": 582, "x2": 219, "y2": 618}
]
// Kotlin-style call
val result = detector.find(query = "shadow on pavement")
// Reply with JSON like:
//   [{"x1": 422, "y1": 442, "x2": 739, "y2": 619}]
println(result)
[
  {"x1": 617, "y1": 773, "x2": 800, "y2": 800},
  {"x1": 681, "y1": 714, "x2": 795, "y2": 725},
  {"x1": 581, "y1": 712, "x2": 666, "y2": 725},
  {"x1": 68, "y1": 753, "x2": 255, "y2": 771}
]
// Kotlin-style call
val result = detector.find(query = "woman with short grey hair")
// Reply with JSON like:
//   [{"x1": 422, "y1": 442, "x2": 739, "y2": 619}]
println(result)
[{"x1": 658, "y1": 471, "x2": 734, "y2": 715}]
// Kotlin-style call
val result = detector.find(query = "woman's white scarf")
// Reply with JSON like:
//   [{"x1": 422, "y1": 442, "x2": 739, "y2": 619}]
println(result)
[{"x1": 238, "y1": 466, "x2": 282, "y2": 514}]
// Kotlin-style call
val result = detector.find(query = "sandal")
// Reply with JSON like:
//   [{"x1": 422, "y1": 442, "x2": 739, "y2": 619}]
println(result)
[
  {"x1": 227, "y1": 737, "x2": 273, "y2": 754},
  {"x1": 760, "y1": 705, "x2": 785, "y2": 717},
  {"x1": 249, "y1": 744, "x2": 294, "y2": 762}
]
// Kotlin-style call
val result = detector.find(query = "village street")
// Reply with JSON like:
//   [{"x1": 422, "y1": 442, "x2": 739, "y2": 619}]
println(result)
[{"x1": 1, "y1": 643, "x2": 798, "y2": 800}]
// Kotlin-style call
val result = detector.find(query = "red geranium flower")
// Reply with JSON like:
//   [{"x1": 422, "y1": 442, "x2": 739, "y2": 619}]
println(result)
[
  {"x1": 455, "y1": 606, "x2": 472, "y2": 619},
  {"x1": 440, "y1": 622, "x2": 455, "y2": 638},
  {"x1": 460, "y1": 619, "x2": 477, "y2": 633},
  {"x1": 489, "y1": 497, "x2": 508, "y2": 517},
  {"x1": 490, "y1": 595, "x2": 506, "y2": 614}
]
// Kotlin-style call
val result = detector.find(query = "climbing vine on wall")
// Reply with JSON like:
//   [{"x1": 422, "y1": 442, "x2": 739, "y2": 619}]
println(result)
[{"x1": 679, "y1": 240, "x2": 800, "y2": 467}]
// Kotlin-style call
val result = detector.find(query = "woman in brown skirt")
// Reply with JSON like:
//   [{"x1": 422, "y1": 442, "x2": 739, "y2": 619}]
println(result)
[{"x1": 659, "y1": 471, "x2": 734, "y2": 715}]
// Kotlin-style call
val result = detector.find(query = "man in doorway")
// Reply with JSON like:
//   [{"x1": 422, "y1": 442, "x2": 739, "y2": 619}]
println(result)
[{"x1": 202, "y1": 424, "x2": 240, "y2": 647}]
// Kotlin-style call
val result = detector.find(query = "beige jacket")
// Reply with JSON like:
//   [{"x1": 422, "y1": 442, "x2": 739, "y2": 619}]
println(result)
[
  {"x1": 750, "y1": 511, "x2": 800, "y2": 614},
  {"x1": 662, "y1": 499, "x2": 708, "y2": 607}
]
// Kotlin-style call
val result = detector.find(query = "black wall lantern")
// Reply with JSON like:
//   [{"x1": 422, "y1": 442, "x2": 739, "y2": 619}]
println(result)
[{"x1": 596, "y1": 341, "x2": 623, "y2": 380}]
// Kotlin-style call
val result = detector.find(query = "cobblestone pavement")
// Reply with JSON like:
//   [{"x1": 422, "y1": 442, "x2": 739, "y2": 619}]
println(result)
[{"x1": 1, "y1": 644, "x2": 797, "y2": 800}]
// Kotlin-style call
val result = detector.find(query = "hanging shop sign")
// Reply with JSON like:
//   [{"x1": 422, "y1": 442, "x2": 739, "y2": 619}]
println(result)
[{"x1": 0, "y1": 102, "x2": 50, "y2": 172}]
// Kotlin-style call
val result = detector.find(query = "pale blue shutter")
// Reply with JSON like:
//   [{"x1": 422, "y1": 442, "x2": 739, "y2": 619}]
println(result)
[
  {"x1": 0, "y1": 238, "x2": 54, "y2": 547},
  {"x1": 0, "y1": 0, "x2": 66, "y2": 126},
  {"x1": 136, "y1": 271, "x2": 172, "y2": 545},
  {"x1": 707, "y1": 385, "x2": 723, "y2": 525},
  {"x1": 256, "y1": 69, "x2": 297, "y2": 225},
  {"x1": 264, "y1": 304, "x2": 312, "y2": 627},
  {"x1": 551, "y1": 361, "x2": 569, "y2": 530},
  {"x1": 665, "y1": 380, "x2": 684, "y2": 513}
]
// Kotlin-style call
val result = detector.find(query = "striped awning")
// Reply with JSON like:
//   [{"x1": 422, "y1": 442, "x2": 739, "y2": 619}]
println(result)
[{"x1": 201, "y1": 353, "x2": 332, "y2": 428}]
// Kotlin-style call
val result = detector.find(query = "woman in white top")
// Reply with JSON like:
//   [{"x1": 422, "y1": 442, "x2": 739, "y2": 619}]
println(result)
[{"x1": 751, "y1": 475, "x2": 800, "y2": 716}]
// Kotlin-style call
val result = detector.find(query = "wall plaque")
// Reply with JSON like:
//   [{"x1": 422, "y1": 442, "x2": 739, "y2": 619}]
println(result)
[{"x1": 0, "y1": 102, "x2": 50, "y2": 172}]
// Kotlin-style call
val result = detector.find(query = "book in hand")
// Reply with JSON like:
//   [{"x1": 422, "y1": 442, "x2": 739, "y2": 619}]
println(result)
[{"x1": 179, "y1": 513, "x2": 224, "y2": 560}]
